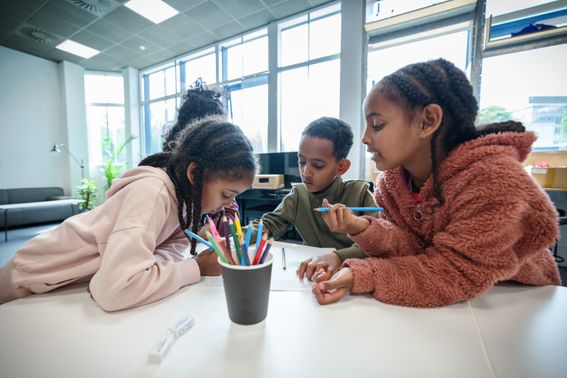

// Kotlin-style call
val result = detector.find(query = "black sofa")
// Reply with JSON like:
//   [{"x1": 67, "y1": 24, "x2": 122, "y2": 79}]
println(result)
[{"x1": 0, "y1": 187, "x2": 80, "y2": 228}]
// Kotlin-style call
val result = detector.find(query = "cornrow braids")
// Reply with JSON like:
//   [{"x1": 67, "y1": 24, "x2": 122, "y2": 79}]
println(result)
[
  {"x1": 378, "y1": 58, "x2": 525, "y2": 208},
  {"x1": 142, "y1": 115, "x2": 257, "y2": 255}
]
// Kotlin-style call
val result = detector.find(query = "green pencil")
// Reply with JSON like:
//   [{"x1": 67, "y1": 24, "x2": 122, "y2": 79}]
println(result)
[
  {"x1": 205, "y1": 231, "x2": 228, "y2": 264},
  {"x1": 228, "y1": 219, "x2": 243, "y2": 265}
]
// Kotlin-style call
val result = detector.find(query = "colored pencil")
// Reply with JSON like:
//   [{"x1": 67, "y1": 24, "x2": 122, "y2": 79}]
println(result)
[
  {"x1": 228, "y1": 219, "x2": 243, "y2": 265},
  {"x1": 243, "y1": 224, "x2": 253, "y2": 266},
  {"x1": 205, "y1": 231, "x2": 227, "y2": 264},
  {"x1": 234, "y1": 213, "x2": 243, "y2": 240},
  {"x1": 313, "y1": 207, "x2": 384, "y2": 213},
  {"x1": 253, "y1": 232, "x2": 268, "y2": 265},
  {"x1": 255, "y1": 220, "x2": 263, "y2": 254},
  {"x1": 258, "y1": 238, "x2": 273, "y2": 264},
  {"x1": 184, "y1": 229, "x2": 213, "y2": 249}
]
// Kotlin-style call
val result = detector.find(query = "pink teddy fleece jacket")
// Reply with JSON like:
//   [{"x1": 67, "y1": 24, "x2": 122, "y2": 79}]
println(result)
[
  {"x1": 346, "y1": 131, "x2": 561, "y2": 308},
  {"x1": 0, "y1": 166, "x2": 200, "y2": 311}
]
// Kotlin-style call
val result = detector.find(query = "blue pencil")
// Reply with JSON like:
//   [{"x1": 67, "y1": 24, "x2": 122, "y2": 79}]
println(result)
[
  {"x1": 243, "y1": 225, "x2": 253, "y2": 265},
  {"x1": 184, "y1": 230, "x2": 213, "y2": 249},
  {"x1": 255, "y1": 220, "x2": 263, "y2": 253},
  {"x1": 313, "y1": 207, "x2": 383, "y2": 213}
]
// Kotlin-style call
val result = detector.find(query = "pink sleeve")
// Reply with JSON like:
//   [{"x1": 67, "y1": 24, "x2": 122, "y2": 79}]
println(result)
[
  {"x1": 89, "y1": 228, "x2": 200, "y2": 312},
  {"x1": 154, "y1": 229, "x2": 190, "y2": 262},
  {"x1": 349, "y1": 216, "x2": 422, "y2": 257}
]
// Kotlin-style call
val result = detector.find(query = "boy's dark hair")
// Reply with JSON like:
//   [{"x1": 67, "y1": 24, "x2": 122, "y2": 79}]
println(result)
[
  {"x1": 302, "y1": 117, "x2": 354, "y2": 160},
  {"x1": 140, "y1": 116, "x2": 257, "y2": 255},
  {"x1": 377, "y1": 58, "x2": 525, "y2": 207},
  {"x1": 162, "y1": 78, "x2": 225, "y2": 152}
]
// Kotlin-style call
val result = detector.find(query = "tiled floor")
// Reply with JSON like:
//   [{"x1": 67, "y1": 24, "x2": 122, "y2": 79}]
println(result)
[{"x1": 1, "y1": 222, "x2": 567, "y2": 287}]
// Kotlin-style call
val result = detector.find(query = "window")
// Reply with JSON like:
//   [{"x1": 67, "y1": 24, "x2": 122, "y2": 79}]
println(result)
[
  {"x1": 180, "y1": 47, "x2": 217, "y2": 91},
  {"x1": 220, "y1": 29, "x2": 269, "y2": 153},
  {"x1": 84, "y1": 73, "x2": 125, "y2": 167},
  {"x1": 278, "y1": 4, "x2": 342, "y2": 152},
  {"x1": 141, "y1": 63, "x2": 180, "y2": 155},
  {"x1": 365, "y1": 0, "x2": 447, "y2": 23},
  {"x1": 367, "y1": 23, "x2": 470, "y2": 93},
  {"x1": 479, "y1": 44, "x2": 567, "y2": 150}
]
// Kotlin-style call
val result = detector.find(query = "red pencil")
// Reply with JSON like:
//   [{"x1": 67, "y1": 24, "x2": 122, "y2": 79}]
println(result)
[{"x1": 252, "y1": 232, "x2": 268, "y2": 265}]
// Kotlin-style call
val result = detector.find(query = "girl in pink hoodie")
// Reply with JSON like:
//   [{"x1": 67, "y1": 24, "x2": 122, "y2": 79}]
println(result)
[
  {"x1": 0, "y1": 116, "x2": 257, "y2": 311},
  {"x1": 304, "y1": 58, "x2": 561, "y2": 307}
]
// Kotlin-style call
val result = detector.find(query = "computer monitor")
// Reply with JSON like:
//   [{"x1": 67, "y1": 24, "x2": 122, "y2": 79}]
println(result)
[{"x1": 256, "y1": 152, "x2": 301, "y2": 188}]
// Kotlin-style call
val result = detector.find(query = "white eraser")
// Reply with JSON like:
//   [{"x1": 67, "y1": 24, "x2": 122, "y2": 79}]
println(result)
[
  {"x1": 148, "y1": 332, "x2": 175, "y2": 363},
  {"x1": 170, "y1": 316, "x2": 195, "y2": 339}
]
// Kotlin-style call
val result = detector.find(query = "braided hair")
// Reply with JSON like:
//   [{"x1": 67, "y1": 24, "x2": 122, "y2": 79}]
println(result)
[
  {"x1": 377, "y1": 58, "x2": 525, "y2": 207},
  {"x1": 140, "y1": 116, "x2": 257, "y2": 255},
  {"x1": 162, "y1": 78, "x2": 225, "y2": 152}
]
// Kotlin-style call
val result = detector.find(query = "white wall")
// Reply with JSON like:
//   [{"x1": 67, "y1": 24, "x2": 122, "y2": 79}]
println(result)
[
  {"x1": 0, "y1": 47, "x2": 88, "y2": 195},
  {"x1": 0, "y1": 46, "x2": 68, "y2": 192}
]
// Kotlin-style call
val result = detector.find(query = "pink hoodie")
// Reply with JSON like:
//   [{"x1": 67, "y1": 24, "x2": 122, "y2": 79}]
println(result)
[
  {"x1": 0, "y1": 166, "x2": 200, "y2": 311},
  {"x1": 346, "y1": 132, "x2": 561, "y2": 307}
]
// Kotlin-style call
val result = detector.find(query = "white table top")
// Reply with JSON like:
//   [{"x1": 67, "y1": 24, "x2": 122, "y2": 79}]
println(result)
[{"x1": 1, "y1": 242, "x2": 566, "y2": 378}]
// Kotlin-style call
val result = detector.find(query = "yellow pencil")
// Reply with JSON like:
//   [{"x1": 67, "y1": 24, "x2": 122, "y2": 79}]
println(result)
[{"x1": 234, "y1": 213, "x2": 243, "y2": 241}]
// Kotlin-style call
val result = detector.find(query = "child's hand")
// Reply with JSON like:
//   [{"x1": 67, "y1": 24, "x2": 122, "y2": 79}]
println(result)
[
  {"x1": 195, "y1": 250, "x2": 221, "y2": 276},
  {"x1": 312, "y1": 267, "x2": 353, "y2": 305},
  {"x1": 320, "y1": 199, "x2": 370, "y2": 235},
  {"x1": 296, "y1": 253, "x2": 341, "y2": 281}
]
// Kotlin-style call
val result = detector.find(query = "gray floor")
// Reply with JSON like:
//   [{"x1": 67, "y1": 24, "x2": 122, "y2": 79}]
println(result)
[{"x1": 1, "y1": 222, "x2": 566, "y2": 286}]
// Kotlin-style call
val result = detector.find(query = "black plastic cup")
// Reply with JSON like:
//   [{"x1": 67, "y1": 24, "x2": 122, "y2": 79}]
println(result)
[{"x1": 219, "y1": 252, "x2": 273, "y2": 326}]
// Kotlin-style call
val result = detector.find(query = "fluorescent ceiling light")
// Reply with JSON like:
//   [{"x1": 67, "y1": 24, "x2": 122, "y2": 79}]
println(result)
[
  {"x1": 125, "y1": 0, "x2": 179, "y2": 24},
  {"x1": 56, "y1": 40, "x2": 100, "y2": 59}
]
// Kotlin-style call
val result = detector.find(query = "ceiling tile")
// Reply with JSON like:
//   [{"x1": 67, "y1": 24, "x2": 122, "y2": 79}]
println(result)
[
  {"x1": 240, "y1": 9, "x2": 274, "y2": 29},
  {"x1": 72, "y1": 29, "x2": 115, "y2": 51},
  {"x1": 167, "y1": 40, "x2": 196, "y2": 55},
  {"x1": 159, "y1": 13, "x2": 205, "y2": 37},
  {"x1": 0, "y1": 16, "x2": 22, "y2": 42},
  {"x1": 84, "y1": 19, "x2": 132, "y2": 44},
  {"x1": 121, "y1": 36, "x2": 161, "y2": 54},
  {"x1": 143, "y1": 48, "x2": 178, "y2": 65},
  {"x1": 187, "y1": 32, "x2": 216, "y2": 49},
  {"x1": 271, "y1": 0, "x2": 312, "y2": 19},
  {"x1": 261, "y1": 0, "x2": 288, "y2": 6},
  {"x1": 27, "y1": 11, "x2": 81, "y2": 38},
  {"x1": 3, "y1": 1, "x2": 40, "y2": 22},
  {"x1": 212, "y1": 0, "x2": 266, "y2": 19},
  {"x1": 139, "y1": 26, "x2": 183, "y2": 47},
  {"x1": 163, "y1": 0, "x2": 206, "y2": 13},
  {"x1": 2, "y1": 34, "x2": 53, "y2": 57},
  {"x1": 105, "y1": 6, "x2": 154, "y2": 34},
  {"x1": 185, "y1": 2, "x2": 233, "y2": 30},
  {"x1": 211, "y1": 22, "x2": 244, "y2": 40},
  {"x1": 104, "y1": 44, "x2": 143, "y2": 60},
  {"x1": 309, "y1": 0, "x2": 334, "y2": 6},
  {"x1": 41, "y1": 0, "x2": 98, "y2": 27},
  {"x1": 83, "y1": 53, "x2": 124, "y2": 70},
  {"x1": 43, "y1": 47, "x2": 86, "y2": 64}
]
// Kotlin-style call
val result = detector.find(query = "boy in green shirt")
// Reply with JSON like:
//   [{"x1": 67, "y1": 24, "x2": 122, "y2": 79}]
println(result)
[{"x1": 247, "y1": 117, "x2": 378, "y2": 276}]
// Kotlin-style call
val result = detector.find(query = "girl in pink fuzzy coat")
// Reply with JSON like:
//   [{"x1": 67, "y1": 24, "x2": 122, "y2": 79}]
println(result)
[{"x1": 300, "y1": 58, "x2": 561, "y2": 307}]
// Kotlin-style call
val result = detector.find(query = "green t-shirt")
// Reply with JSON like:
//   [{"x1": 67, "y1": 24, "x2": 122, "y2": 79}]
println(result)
[{"x1": 244, "y1": 176, "x2": 379, "y2": 261}]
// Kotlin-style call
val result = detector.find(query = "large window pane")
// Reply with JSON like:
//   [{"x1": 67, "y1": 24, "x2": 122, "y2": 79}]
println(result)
[
  {"x1": 165, "y1": 66, "x2": 177, "y2": 96},
  {"x1": 146, "y1": 99, "x2": 177, "y2": 154},
  {"x1": 367, "y1": 25, "x2": 470, "y2": 92},
  {"x1": 309, "y1": 14, "x2": 341, "y2": 60},
  {"x1": 366, "y1": 0, "x2": 445, "y2": 22},
  {"x1": 85, "y1": 74, "x2": 123, "y2": 104},
  {"x1": 186, "y1": 53, "x2": 216, "y2": 85},
  {"x1": 486, "y1": 0, "x2": 558, "y2": 17},
  {"x1": 279, "y1": 59, "x2": 340, "y2": 151},
  {"x1": 228, "y1": 81, "x2": 268, "y2": 153},
  {"x1": 280, "y1": 22, "x2": 308, "y2": 67},
  {"x1": 242, "y1": 36, "x2": 268, "y2": 76},
  {"x1": 148, "y1": 70, "x2": 165, "y2": 100},
  {"x1": 86, "y1": 105, "x2": 125, "y2": 166},
  {"x1": 479, "y1": 44, "x2": 567, "y2": 150}
]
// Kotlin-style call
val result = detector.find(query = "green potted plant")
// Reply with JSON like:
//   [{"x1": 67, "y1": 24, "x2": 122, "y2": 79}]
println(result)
[
  {"x1": 102, "y1": 135, "x2": 136, "y2": 190},
  {"x1": 76, "y1": 178, "x2": 98, "y2": 212}
]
